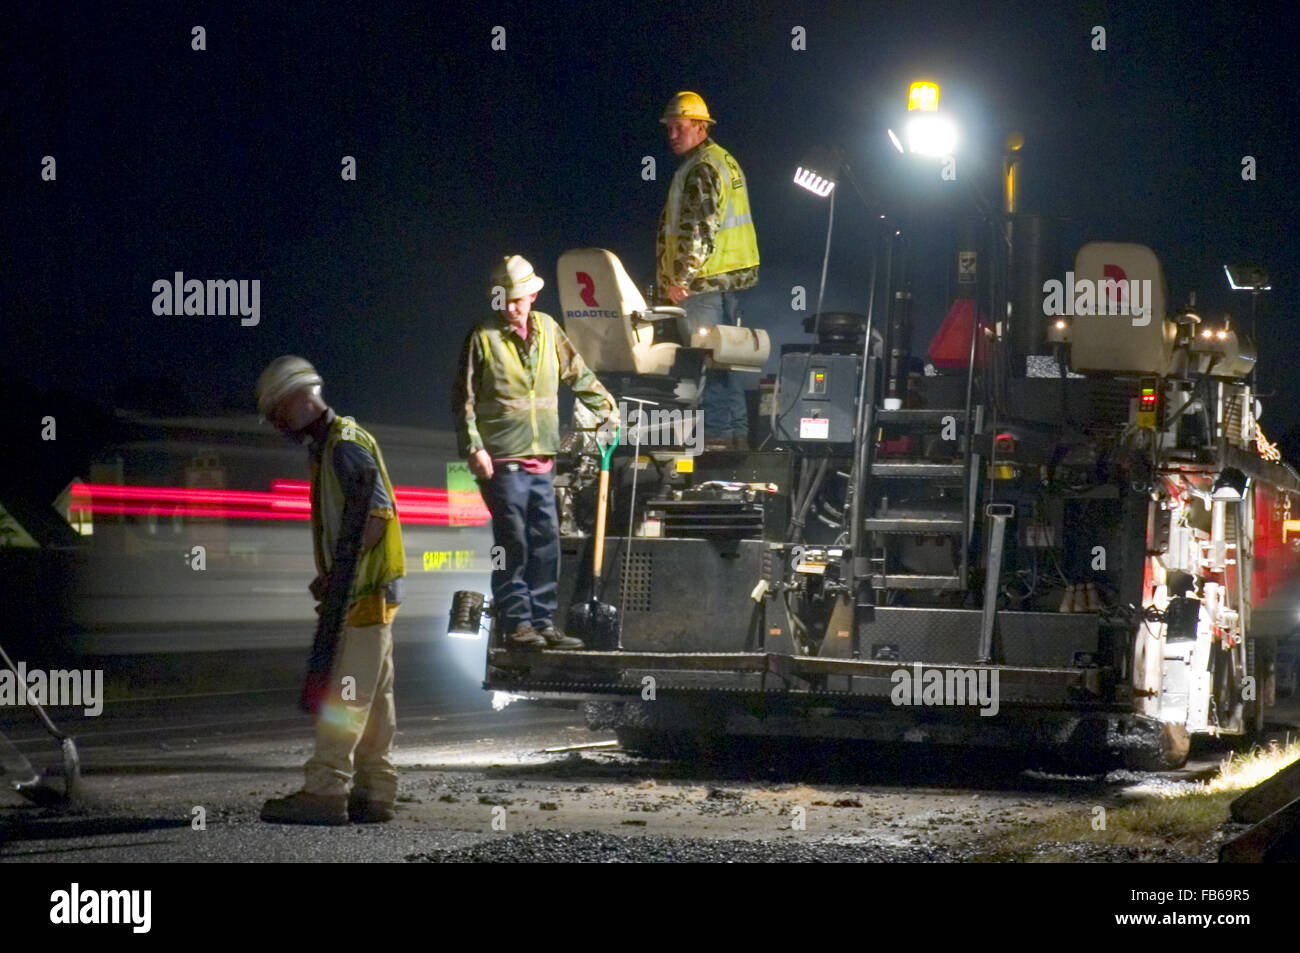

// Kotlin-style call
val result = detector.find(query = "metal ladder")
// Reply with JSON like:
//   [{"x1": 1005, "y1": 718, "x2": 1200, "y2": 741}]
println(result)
[{"x1": 862, "y1": 404, "x2": 984, "y2": 592}]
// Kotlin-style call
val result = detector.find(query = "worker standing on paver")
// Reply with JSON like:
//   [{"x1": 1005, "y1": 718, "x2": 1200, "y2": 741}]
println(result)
[
  {"x1": 656, "y1": 91, "x2": 760, "y2": 450},
  {"x1": 255, "y1": 356, "x2": 406, "y2": 825},
  {"x1": 453, "y1": 255, "x2": 619, "y2": 650}
]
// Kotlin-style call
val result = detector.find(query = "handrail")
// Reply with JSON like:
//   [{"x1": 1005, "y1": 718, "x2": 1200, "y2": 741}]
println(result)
[
  {"x1": 960, "y1": 220, "x2": 985, "y2": 580},
  {"x1": 846, "y1": 215, "x2": 888, "y2": 646}
]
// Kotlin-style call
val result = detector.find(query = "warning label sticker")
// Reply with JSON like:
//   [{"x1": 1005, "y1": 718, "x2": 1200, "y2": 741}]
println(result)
[
  {"x1": 958, "y1": 251, "x2": 977, "y2": 283},
  {"x1": 799, "y1": 417, "x2": 829, "y2": 440}
]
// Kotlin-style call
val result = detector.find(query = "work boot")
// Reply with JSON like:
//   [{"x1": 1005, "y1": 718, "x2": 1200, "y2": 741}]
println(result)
[
  {"x1": 260, "y1": 790, "x2": 348, "y2": 826},
  {"x1": 347, "y1": 790, "x2": 396, "y2": 824},
  {"x1": 507, "y1": 622, "x2": 547, "y2": 651},
  {"x1": 536, "y1": 622, "x2": 584, "y2": 650}
]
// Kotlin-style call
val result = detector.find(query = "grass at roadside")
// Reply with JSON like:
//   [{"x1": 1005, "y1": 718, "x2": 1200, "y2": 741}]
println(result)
[{"x1": 977, "y1": 738, "x2": 1300, "y2": 862}]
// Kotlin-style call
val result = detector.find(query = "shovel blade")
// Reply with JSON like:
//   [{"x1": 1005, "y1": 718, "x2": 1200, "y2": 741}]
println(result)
[
  {"x1": 7, "y1": 737, "x2": 80, "y2": 806},
  {"x1": 569, "y1": 600, "x2": 619, "y2": 650}
]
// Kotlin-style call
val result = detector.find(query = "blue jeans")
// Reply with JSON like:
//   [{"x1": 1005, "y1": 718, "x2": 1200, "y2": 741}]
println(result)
[
  {"x1": 681, "y1": 291, "x2": 749, "y2": 441},
  {"x1": 478, "y1": 466, "x2": 559, "y2": 633}
]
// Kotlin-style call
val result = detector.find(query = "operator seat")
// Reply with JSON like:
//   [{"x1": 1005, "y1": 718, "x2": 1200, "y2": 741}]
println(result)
[
  {"x1": 554, "y1": 248, "x2": 771, "y2": 457},
  {"x1": 1069, "y1": 242, "x2": 1175, "y2": 376},
  {"x1": 557, "y1": 248, "x2": 772, "y2": 375},
  {"x1": 556, "y1": 248, "x2": 684, "y2": 376}
]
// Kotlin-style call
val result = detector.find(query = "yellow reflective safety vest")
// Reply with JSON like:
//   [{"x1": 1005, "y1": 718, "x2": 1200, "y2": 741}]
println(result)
[
  {"x1": 455, "y1": 311, "x2": 614, "y2": 459},
  {"x1": 311, "y1": 414, "x2": 406, "y2": 605},
  {"x1": 466, "y1": 312, "x2": 561, "y2": 457},
  {"x1": 659, "y1": 139, "x2": 760, "y2": 282}
]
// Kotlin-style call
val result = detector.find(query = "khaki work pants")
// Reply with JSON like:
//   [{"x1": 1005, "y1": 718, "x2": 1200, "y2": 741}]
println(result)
[{"x1": 303, "y1": 621, "x2": 397, "y2": 804}]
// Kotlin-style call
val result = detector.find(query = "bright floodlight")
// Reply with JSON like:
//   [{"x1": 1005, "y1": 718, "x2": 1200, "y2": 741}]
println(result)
[
  {"x1": 793, "y1": 146, "x2": 841, "y2": 198},
  {"x1": 794, "y1": 167, "x2": 835, "y2": 196},
  {"x1": 905, "y1": 114, "x2": 957, "y2": 157}
]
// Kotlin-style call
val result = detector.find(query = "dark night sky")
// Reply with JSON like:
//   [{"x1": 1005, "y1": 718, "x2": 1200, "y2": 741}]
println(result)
[{"x1": 7, "y1": 1, "x2": 1299, "y2": 439}]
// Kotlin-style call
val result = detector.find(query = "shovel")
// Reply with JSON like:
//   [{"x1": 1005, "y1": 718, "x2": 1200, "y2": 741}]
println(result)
[
  {"x1": 0, "y1": 640, "x2": 81, "y2": 805},
  {"x1": 568, "y1": 424, "x2": 619, "y2": 650}
]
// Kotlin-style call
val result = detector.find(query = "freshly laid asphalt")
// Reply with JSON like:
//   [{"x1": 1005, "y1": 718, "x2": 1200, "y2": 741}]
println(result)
[{"x1": 2, "y1": 640, "x2": 1294, "y2": 863}]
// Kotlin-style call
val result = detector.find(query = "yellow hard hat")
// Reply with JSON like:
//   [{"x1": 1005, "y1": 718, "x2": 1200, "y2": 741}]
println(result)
[{"x1": 660, "y1": 91, "x2": 715, "y2": 125}]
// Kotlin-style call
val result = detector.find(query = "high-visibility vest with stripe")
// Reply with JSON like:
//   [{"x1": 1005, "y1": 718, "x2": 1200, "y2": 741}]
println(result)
[
  {"x1": 473, "y1": 312, "x2": 563, "y2": 457},
  {"x1": 660, "y1": 140, "x2": 760, "y2": 281},
  {"x1": 312, "y1": 414, "x2": 406, "y2": 604}
]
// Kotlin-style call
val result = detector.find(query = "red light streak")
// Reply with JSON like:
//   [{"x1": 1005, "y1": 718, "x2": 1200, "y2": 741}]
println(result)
[
  {"x1": 69, "y1": 481, "x2": 487, "y2": 526},
  {"x1": 271, "y1": 480, "x2": 310, "y2": 493},
  {"x1": 81, "y1": 502, "x2": 310, "y2": 521}
]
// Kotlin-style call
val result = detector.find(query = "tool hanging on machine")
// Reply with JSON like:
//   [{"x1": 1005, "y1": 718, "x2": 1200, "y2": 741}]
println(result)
[
  {"x1": 618, "y1": 397, "x2": 658, "y2": 646},
  {"x1": 568, "y1": 422, "x2": 620, "y2": 649},
  {"x1": 0, "y1": 640, "x2": 81, "y2": 805}
]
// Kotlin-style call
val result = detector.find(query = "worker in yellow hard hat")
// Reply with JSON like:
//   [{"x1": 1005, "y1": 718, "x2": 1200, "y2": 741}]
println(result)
[
  {"x1": 254, "y1": 356, "x2": 406, "y2": 825},
  {"x1": 656, "y1": 91, "x2": 760, "y2": 450}
]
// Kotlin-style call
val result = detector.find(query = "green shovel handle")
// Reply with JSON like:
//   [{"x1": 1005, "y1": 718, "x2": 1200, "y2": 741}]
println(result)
[{"x1": 596, "y1": 423, "x2": 619, "y2": 471}]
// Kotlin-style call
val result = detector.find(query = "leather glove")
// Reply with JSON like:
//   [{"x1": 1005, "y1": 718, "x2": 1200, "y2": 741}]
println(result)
[
  {"x1": 309, "y1": 574, "x2": 330, "y2": 602},
  {"x1": 597, "y1": 414, "x2": 621, "y2": 443},
  {"x1": 299, "y1": 669, "x2": 330, "y2": 715}
]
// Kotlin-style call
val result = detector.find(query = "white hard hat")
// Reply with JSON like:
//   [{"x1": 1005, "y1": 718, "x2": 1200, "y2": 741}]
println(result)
[
  {"x1": 255, "y1": 356, "x2": 323, "y2": 418},
  {"x1": 491, "y1": 255, "x2": 545, "y2": 300}
]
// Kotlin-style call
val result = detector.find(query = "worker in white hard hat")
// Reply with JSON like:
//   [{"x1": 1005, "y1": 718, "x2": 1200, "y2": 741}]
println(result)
[
  {"x1": 656, "y1": 90, "x2": 760, "y2": 450},
  {"x1": 254, "y1": 356, "x2": 406, "y2": 825},
  {"x1": 453, "y1": 255, "x2": 618, "y2": 650}
]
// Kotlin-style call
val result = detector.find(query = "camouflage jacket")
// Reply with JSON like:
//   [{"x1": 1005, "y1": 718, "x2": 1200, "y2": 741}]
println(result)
[{"x1": 656, "y1": 140, "x2": 760, "y2": 297}]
